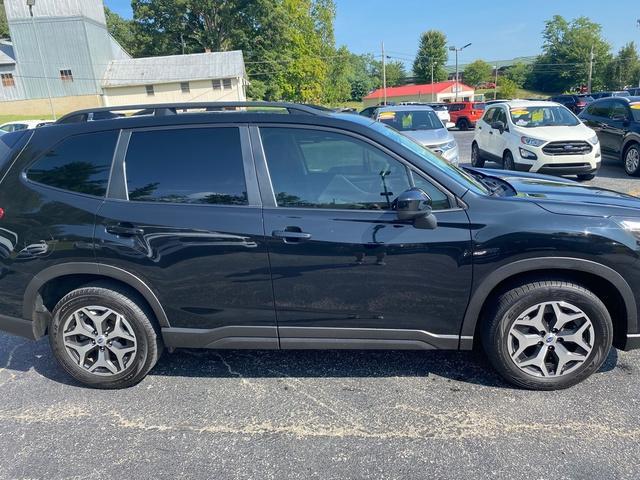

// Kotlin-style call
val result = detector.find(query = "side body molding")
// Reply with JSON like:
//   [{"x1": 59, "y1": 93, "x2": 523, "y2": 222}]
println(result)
[
  {"x1": 459, "y1": 257, "x2": 638, "y2": 349},
  {"x1": 23, "y1": 262, "x2": 170, "y2": 331}
]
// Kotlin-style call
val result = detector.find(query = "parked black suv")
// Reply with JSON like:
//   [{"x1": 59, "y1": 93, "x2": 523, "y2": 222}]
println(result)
[
  {"x1": 549, "y1": 94, "x2": 593, "y2": 114},
  {"x1": 1, "y1": 102, "x2": 639, "y2": 390},
  {"x1": 579, "y1": 96, "x2": 640, "y2": 175}
]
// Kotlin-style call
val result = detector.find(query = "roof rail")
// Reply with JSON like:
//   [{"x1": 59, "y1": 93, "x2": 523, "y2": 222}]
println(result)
[{"x1": 56, "y1": 101, "x2": 327, "y2": 124}]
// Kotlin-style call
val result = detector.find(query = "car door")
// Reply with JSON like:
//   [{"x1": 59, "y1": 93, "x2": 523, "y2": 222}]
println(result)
[
  {"x1": 590, "y1": 99, "x2": 616, "y2": 155},
  {"x1": 604, "y1": 101, "x2": 632, "y2": 157},
  {"x1": 253, "y1": 125, "x2": 472, "y2": 349},
  {"x1": 477, "y1": 107, "x2": 497, "y2": 154},
  {"x1": 491, "y1": 107, "x2": 509, "y2": 160},
  {"x1": 94, "y1": 125, "x2": 278, "y2": 347}
]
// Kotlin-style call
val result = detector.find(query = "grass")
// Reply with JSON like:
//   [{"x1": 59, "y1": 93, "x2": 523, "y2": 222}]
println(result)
[{"x1": 0, "y1": 114, "x2": 54, "y2": 124}]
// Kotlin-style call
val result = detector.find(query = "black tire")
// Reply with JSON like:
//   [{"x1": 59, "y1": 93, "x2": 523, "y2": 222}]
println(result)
[
  {"x1": 577, "y1": 173, "x2": 596, "y2": 181},
  {"x1": 623, "y1": 143, "x2": 640, "y2": 177},
  {"x1": 457, "y1": 118, "x2": 470, "y2": 131},
  {"x1": 481, "y1": 280, "x2": 613, "y2": 390},
  {"x1": 471, "y1": 142, "x2": 485, "y2": 167},
  {"x1": 49, "y1": 282, "x2": 163, "y2": 389},
  {"x1": 503, "y1": 150, "x2": 515, "y2": 170}
]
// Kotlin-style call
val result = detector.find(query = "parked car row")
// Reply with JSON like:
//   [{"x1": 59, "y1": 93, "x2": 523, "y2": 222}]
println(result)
[{"x1": 0, "y1": 119, "x2": 53, "y2": 132}]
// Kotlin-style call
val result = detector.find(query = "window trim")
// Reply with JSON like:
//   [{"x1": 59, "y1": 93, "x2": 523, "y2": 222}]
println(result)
[
  {"x1": 145, "y1": 84, "x2": 155, "y2": 96},
  {"x1": 107, "y1": 124, "x2": 261, "y2": 207},
  {"x1": 60, "y1": 69, "x2": 73, "y2": 82},
  {"x1": 250, "y1": 124, "x2": 457, "y2": 212},
  {"x1": 22, "y1": 129, "x2": 120, "y2": 200},
  {"x1": 180, "y1": 81, "x2": 190, "y2": 93}
]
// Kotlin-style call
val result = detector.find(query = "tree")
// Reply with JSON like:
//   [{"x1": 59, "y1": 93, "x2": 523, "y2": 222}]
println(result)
[
  {"x1": 528, "y1": 15, "x2": 612, "y2": 93},
  {"x1": 604, "y1": 42, "x2": 640, "y2": 90},
  {"x1": 371, "y1": 59, "x2": 406, "y2": 88},
  {"x1": 104, "y1": 7, "x2": 138, "y2": 55},
  {"x1": 463, "y1": 60, "x2": 492, "y2": 87},
  {"x1": 504, "y1": 62, "x2": 532, "y2": 88},
  {"x1": 497, "y1": 77, "x2": 518, "y2": 99},
  {"x1": 413, "y1": 30, "x2": 448, "y2": 83},
  {"x1": 0, "y1": 0, "x2": 9, "y2": 39}
]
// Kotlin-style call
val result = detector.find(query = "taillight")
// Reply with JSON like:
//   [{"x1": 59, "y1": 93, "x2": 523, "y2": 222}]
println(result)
[
  {"x1": 0, "y1": 208, "x2": 4, "y2": 220},
  {"x1": 577, "y1": 101, "x2": 586, "y2": 107}
]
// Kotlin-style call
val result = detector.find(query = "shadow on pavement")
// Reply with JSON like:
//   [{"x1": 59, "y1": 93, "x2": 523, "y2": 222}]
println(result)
[{"x1": 0, "y1": 334, "x2": 619, "y2": 390}]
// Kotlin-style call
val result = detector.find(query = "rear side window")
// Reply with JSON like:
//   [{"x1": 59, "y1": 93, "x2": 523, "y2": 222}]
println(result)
[
  {"x1": 124, "y1": 127, "x2": 247, "y2": 205},
  {"x1": 0, "y1": 130, "x2": 29, "y2": 171},
  {"x1": 26, "y1": 131, "x2": 118, "y2": 197}
]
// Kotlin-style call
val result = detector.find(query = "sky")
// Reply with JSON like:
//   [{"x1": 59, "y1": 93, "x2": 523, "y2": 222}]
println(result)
[{"x1": 104, "y1": 0, "x2": 640, "y2": 67}]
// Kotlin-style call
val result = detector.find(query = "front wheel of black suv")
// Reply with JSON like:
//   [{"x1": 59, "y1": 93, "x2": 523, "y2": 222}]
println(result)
[
  {"x1": 49, "y1": 283, "x2": 163, "y2": 389},
  {"x1": 623, "y1": 143, "x2": 640, "y2": 176},
  {"x1": 481, "y1": 280, "x2": 613, "y2": 390}
]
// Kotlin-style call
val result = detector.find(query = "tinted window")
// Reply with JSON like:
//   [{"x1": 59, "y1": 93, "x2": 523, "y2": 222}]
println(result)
[
  {"x1": 124, "y1": 127, "x2": 247, "y2": 205},
  {"x1": 591, "y1": 100, "x2": 613, "y2": 118},
  {"x1": 261, "y1": 127, "x2": 448, "y2": 210},
  {"x1": 27, "y1": 131, "x2": 117, "y2": 196},
  {"x1": 494, "y1": 108, "x2": 507, "y2": 124},
  {"x1": 483, "y1": 108, "x2": 497, "y2": 123},
  {"x1": 610, "y1": 102, "x2": 630, "y2": 120},
  {"x1": 0, "y1": 130, "x2": 29, "y2": 171}
]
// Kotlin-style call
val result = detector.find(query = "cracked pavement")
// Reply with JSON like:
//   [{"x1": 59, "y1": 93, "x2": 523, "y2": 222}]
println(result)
[
  {"x1": 1, "y1": 131, "x2": 640, "y2": 479},
  {"x1": 0, "y1": 332, "x2": 639, "y2": 479}
]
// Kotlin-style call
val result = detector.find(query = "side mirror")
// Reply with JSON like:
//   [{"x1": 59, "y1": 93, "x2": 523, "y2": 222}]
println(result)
[
  {"x1": 491, "y1": 121, "x2": 505, "y2": 134},
  {"x1": 395, "y1": 188, "x2": 437, "y2": 230},
  {"x1": 445, "y1": 121, "x2": 455, "y2": 129}
]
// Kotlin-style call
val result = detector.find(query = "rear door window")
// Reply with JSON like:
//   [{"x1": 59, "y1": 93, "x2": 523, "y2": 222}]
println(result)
[
  {"x1": 26, "y1": 130, "x2": 118, "y2": 197},
  {"x1": 124, "y1": 127, "x2": 247, "y2": 205}
]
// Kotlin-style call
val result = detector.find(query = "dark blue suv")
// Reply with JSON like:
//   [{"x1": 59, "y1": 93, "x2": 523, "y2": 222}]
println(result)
[{"x1": 1, "y1": 102, "x2": 639, "y2": 390}]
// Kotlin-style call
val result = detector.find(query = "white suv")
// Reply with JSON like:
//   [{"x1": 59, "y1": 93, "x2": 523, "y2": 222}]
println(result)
[{"x1": 471, "y1": 100, "x2": 601, "y2": 180}]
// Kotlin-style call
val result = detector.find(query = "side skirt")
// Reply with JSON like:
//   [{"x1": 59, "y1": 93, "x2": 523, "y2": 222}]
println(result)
[{"x1": 161, "y1": 325, "x2": 470, "y2": 351}]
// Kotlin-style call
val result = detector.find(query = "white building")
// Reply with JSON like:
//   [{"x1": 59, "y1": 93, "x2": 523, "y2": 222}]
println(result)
[
  {"x1": 102, "y1": 51, "x2": 247, "y2": 107},
  {"x1": 0, "y1": 0, "x2": 248, "y2": 111}
]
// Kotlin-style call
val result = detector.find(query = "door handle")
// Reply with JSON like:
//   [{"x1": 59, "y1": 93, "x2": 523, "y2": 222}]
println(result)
[
  {"x1": 489, "y1": 131, "x2": 493, "y2": 135},
  {"x1": 272, "y1": 229, "x2": 312, "y2": 243},
  {"x1": 106, "y1": 224, "x2": 145, "y2": 237}
]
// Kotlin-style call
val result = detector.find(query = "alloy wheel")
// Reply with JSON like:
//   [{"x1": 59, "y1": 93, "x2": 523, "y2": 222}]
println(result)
[
  {"x1": 507, "y1": 301, "x2": 594, "y2": 378},
  {"x1": 62, "y1": 306, "x2": 138, "y2": 376},
  {"x1": 625, "y1": 147, "x2": 639, "y2": 174}
]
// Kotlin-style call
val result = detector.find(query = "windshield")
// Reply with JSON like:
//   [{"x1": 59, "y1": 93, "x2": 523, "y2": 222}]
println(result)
[
  {"x1": 378, "y1": 110, "x2": 443, "y2": 131},
  {"x1": 509, "y1": 105, "x2": 580, "y2": 128},
  {"x1": 368, "y1": 121, "x2": 490, "y2": 195}
]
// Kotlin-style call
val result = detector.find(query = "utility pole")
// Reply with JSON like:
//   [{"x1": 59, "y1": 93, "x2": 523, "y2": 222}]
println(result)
[
  {"x1": 587, "y1": 45, "x2": 594, "y2": 94},
  {"x1": 381, "y1": 41, "x2": 387, "y2": 105},
  {"x1": 494, "y1": 65, "x2": 499, "y2": 100},
  {"x1": 27, "y1": 0, "x2": 56, "y2": 120},
  {"x1": 637, "y1": 19, "x2": 640, "y2": 87},
  {"x1": 431, "y1": 62, "x2": 434, "y2": 101},
  {"x1": 449, "y1": 43, "x2": 471, "y2": 101}
]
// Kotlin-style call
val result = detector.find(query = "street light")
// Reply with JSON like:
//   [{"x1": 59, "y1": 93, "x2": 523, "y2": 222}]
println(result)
[
  {"x1": 449, "y1": 43, "x2": 472, "y2": 101},
  {"x1": 27, "y1": 0, "x2": 56, "y2": 119}
]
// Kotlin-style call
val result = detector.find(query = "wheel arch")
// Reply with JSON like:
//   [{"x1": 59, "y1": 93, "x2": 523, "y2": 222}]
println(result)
[
  {"x1": 460, "y1": 257, "x2": 637, "y2": 350},
  {"x1": 24, "y1": 262, "x2": 170, "y2": 338},
  {"x1": 621, "y1": 136, "x2": 640, "y2": 158}
]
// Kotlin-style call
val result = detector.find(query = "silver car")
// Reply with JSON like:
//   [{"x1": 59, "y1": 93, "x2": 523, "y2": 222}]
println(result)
[{"x1": 375, "y1": 105, "x2": 459, "y2": 164}]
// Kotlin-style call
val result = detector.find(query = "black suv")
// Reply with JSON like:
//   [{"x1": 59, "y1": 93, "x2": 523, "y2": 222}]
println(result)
[
  {"x1": 549, "y1": 94, "x2": 593, "y2": 114},
  {"x1": 579, "y1": 96, "x2": 640, "y2": 176},
  {"x1": 1, "y1": 102, "x2": 639, "y2": 390}
]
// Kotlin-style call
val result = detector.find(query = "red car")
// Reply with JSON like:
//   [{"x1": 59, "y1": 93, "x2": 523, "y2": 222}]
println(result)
[{"x1": 447, "y1": 102, "x2": 486, "y2": 130}]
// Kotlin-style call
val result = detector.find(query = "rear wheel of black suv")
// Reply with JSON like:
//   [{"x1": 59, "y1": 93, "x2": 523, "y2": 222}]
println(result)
[
  {"x1": 49, "y1": 283, "x2": 163, "y2": 389},
  {"x1": 482, "y1": 280, "x2": 612, "y2": 390}
]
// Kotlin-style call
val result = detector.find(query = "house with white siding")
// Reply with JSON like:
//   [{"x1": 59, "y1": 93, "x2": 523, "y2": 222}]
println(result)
[{"x1": 0, "y1": 0, "x2": 248, "y2": 113}]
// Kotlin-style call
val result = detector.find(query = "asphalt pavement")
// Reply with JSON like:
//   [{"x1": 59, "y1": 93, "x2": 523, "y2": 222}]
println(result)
[{"x1": 0, "y1": 132, "x2": 639, "y2": 479}]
